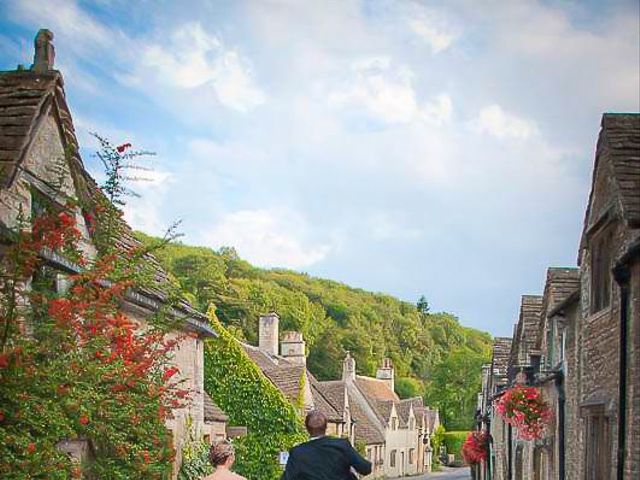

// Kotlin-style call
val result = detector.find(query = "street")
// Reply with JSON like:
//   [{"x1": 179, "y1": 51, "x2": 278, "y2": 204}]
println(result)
[{"x1": 389, "y1": 466, "x2": 472, "y2": 480}]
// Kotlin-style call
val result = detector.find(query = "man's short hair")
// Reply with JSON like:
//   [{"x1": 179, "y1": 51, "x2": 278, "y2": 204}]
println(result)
[{"x1": 305, "y1": 410, "x2": 328, "y2": 437}]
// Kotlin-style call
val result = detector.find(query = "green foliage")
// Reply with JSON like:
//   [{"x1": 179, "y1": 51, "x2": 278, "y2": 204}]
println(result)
[
  {"x1": 203, "y1": 310, "x2": 307, "y2": 480},
  {"x1": 178, "y1": 421, "x2": 212, "y2": 480},
  {"x1": 443, "y1": 431, "x2": 470, "y2": 461},
  {"x1": 395, "y1": 377, "x2": 423, "y2": 399},
  {"x1": 424, "y1": 346, "x2": 490, "y2": 430},
  {"x1": 431, "y1": 424, "x2": 446, "y2": 467},
  {"x1": 137, "y1": 232, "x2": 492, "y2": 429}
]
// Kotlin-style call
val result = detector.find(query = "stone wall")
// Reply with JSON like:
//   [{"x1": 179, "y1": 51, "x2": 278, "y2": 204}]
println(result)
[{"x1": 624, "y1": 260, "x2": 640, "y2": 478}]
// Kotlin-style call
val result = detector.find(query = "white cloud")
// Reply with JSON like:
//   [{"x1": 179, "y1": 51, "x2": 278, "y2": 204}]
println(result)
[
  {"x1": 369, "y1": 212, "x2": 422, "y2": 241},
  {"x1": 408, "y1": 18, "x2": 456, "y2": 53},
  {"x1": 421, "y1": 93, "x2": 453, "y2": 126},
  {"x1": 328, "y1": 56, "x2": 417, "y2": 124},
  {"x1": 475, "y1": 105, "x2": 539, "y2": 140},
  {"x1": 134, "y1": 23, "x2": 265, "y2": 113},
  {"x1": 203, "y1": 209, "x2": 331, "y2": 269}
]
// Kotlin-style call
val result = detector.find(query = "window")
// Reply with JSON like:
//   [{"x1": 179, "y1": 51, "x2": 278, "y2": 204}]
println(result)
[
  {"x1": 390, "y1": 450, "x2": 396, "y2": 467},
  {"x1": 367, "y1": 448, "x2": 372, "y2": 460},
  {"x1": 590, "y1": 231, "x2": 612, "y2": 313},
  {"x1": 584, "y1": 412, "x2": 609, "y2": 480},
  {"x1": 409, "y1": 448, "x2": 415, "y2": 464}
]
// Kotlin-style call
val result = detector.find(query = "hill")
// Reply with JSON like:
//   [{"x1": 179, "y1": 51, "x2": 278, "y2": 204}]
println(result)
[{"x1": 136, "y1": 232, "x2": 492, "y2": 429}]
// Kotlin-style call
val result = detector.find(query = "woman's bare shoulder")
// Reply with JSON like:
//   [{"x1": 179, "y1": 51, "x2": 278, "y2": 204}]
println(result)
[{"x1": 203, "y1": 471, "x2": 246, "y2": 480}]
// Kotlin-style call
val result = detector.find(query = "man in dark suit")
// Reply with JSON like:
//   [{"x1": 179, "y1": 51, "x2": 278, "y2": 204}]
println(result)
[{"x1": 281, "y1": 411, "x2": 372, "y2": 480}]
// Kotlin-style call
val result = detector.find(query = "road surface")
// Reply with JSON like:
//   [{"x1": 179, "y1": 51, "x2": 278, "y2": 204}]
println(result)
[{"x1": 389, "y1": 466, "x2": 472, "y2": 480}]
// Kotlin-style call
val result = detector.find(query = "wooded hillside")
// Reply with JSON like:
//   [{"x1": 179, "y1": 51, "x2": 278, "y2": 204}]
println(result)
[{"x1": 137, "y1": 233, "x2": 492, "y2": 429}]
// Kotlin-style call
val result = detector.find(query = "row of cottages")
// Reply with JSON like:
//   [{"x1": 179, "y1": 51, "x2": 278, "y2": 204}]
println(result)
[
  {"x1": 242, "y1": 312, "x2": 441, "y2": 478},
  {"x1": 0, "y1": 30, "x2": 229, "y2": 477},
  {"x1": 477, "y1": 113, "x2": 640, "y2": 480}
]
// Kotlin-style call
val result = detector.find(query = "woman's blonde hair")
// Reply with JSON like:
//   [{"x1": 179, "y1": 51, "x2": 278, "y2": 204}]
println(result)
[{"x1": 209, "y1": 439, "x2": 235, "y2": 466}]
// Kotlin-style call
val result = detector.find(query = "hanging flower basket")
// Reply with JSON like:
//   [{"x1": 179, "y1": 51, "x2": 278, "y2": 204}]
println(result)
[
  {"x1": 495, "y1": 386, "x2": 552, "y2": 440},
  {"x1": 462, "y1": 431, "x2": 489, "y2": 465}
]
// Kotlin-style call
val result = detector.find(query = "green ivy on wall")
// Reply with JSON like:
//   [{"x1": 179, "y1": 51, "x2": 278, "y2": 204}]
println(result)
[{"x1": 204, "y1": 309, "x2": 307, "y2": 480}]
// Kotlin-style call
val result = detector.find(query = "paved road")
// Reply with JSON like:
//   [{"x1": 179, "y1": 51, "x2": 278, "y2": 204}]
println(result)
[{"x1": 389, "y1": 466, "x2": 471, "y2": 480}]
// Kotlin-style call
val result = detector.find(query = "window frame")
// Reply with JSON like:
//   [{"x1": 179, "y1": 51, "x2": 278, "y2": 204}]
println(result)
[{"x1": 590, "y1": 228, "x2": 613, "y2": 314}]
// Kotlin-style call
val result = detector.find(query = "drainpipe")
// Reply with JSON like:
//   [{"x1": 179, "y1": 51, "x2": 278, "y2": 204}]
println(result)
[
  {"x1": 507, "y1": 424, "x2": 512, "y2": 480},
  {"x1": 614, "y1": 266, "x2": 630, "y2": 480},
  {"x1": 555, "y1": 372, "x2": 566, "y2": 480}
]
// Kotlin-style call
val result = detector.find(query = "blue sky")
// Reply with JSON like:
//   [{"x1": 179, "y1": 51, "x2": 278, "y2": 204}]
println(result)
[{"x1": 1, "y1": 0, "x2": 638, "y2": 336}]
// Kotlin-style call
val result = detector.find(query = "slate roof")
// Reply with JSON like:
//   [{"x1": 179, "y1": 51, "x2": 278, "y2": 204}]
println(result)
[
  {"x1": 509, "y1": 295, "x2": 543, "y2": 367},
  {"x1": 397, "y1": 397, "x2": 421, "y2": 425},
  {"x1": 309, "y1": 376, "x2": 343, "y2": 423},
  {"x1": 241, "y1": 344, "x2": 307, "y2": 405},
  {"x1": 355, "y1": 376, "x2": 399, "y2": 403},
  {"x1": 317, "y1": 380, "x2": 347, "y2": 414},
  {"x1": 0, "y1": 67, "x2": 214, "y2": 337},
  {"x1": 582, "y1": 113, "x2": 640, "y2": 234},
  {"x1": 0, "y1": 71, "x2": 64, "y2": 186},
  {"x1": 425, "y1": 409, "x2": 440, "y2": 433},
  {"x1": 204, "y1": 392, "x2": 228, "y2": 422},
  {"x1": 347, "y1": 389, "x2": 385, "y2": 445},
  {"x1": 491, "y1": 336, "x2": 513, "y2": 386},
  {"x1": 536, "y1": 268, "x2": 581, "y2": 349}
]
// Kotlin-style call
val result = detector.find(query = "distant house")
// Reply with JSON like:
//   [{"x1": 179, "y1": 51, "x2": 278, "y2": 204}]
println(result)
[
  {"x1": 0, "y1": 30, "x2": 216, "y2": 479},
  {"x1": 320, "y1": 353, "x2": 439, "y2": 478}
]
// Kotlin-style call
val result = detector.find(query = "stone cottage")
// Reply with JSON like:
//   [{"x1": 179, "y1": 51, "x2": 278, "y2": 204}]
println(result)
[
  {"x1": 0, "y1": 30, "x2": 218, "y2": 478},
  {"x1": 574, "y1": 113, "x2": 640, "y2": 480}
]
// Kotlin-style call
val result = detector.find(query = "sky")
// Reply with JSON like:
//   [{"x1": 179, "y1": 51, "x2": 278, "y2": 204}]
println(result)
[{"x1": 1, "y1": 0, "x2": 638, "y2": 337}]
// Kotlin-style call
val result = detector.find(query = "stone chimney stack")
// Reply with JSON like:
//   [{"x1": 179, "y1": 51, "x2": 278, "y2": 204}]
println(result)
[
  {"x1": 258, "y1": 312, "x2": 279, "y2": 356},
  {"x1": 376, "y1": 357, "x2": 395, "y2": 393},
  {"x1": 32, "y1": 29, "x2": 55, "y2": 73},
  {"x1": 280, "y1": 331, "x2": 306, "y2": 365},
  {"x1": 342, "y1": 351, "x2": 356, "y2": 383}
]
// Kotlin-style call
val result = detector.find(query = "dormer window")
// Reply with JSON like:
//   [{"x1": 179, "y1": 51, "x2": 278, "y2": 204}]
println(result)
[{"x1": 590, "y1": 230, "x2": 612, "y2": 313}]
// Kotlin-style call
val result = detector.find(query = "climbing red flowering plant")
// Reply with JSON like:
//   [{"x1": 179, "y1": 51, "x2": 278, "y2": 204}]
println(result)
[
  {"x1": 0, "y1": 140, "x2": 188, "y2": 479},
  {"x1": 495, "y1": 386, "x2": 552, "y2": 440},
  {"x1": 462, "y1": 431, "x2": 489, "y2": 465}
]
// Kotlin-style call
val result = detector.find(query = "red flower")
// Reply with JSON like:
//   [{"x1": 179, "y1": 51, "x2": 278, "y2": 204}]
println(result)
[
  {"x1": 79, "y1": 415, "x2": 90, "y2": 426},
  {"x1": 142, "y1": 450, "x2": 151, "y2": 464},
  {"x1": 27, "y1": 442, "x2": 36, "y2": 454},
  {"x1": 116, "y1": 142, "x2": 132, "y2": 153},
  {"x1": 162, "y1": 366, "x2": 180, "y2": 383},
  {"x1": 0, "y1": 354, "x2": 8, "y2": 369},
  {"x1": 462, "y1": 431, "x2": 489, "y2": 465}
]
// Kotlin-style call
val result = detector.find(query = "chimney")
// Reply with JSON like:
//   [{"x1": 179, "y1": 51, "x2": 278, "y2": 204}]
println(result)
[
  {"x1": 32, "y1": 29, "x2": 55, "y2": 73},
  {"x1": 376, "y1": 358, "x2": 394, "y2": 393},
  {"x1": 342, "y1": 351, "x2": 356, "y2": 383},
  {"x1": 258, "y1": 312, "x2": 279, "y2": 356},
  {"x1": 281, "y1": 331, "x2": 306, "y2": 365}
]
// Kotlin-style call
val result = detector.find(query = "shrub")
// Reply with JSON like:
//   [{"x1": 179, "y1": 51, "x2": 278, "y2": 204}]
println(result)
[{"x1": 443, "y1": 431, "x2": 469, "y2": 461}]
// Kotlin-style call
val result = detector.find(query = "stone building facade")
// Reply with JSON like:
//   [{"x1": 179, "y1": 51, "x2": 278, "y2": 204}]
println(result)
[
  {"x1": 0, "y1": 31, "x2": 218, "y2": 478},
  {"x1": 478, "y1": 113, "x2": 640, "y2": 480}
]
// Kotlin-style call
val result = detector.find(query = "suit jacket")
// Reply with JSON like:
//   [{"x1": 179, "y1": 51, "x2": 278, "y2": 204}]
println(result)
[{"x1": 280, "y1": 436, "x2": 372, "y2": 480}]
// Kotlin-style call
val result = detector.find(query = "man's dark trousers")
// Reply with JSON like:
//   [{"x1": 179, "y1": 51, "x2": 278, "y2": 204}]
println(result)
[{"x1": 280, "y1": 436, "x2": 372, "y2": 480}]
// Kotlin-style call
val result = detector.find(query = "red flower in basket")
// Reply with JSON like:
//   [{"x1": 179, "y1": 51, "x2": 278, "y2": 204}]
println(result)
[
  {"x1": 495, "y1": 386, "x2": 552, "y2": 440},
  {"x1": 462, "y1": 431, "x2": 489, "y2": 465}
]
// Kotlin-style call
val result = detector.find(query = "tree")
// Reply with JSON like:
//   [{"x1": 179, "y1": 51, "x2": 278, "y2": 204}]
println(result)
[{"x1": 417, "y1": 295, "x2": 430, "y2": 315}]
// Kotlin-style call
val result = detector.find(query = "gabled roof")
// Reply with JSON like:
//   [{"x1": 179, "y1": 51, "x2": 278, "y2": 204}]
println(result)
[
  {"x1": 241, "y1": 344, "x2": 307, "y2": 406},
  {"x1": 0, "y1": 71, "x2": 65, "y2": 186},
  {"x1": 397, "y1": 397, "x2": 420, "y2": 425},
  {"x1": 317, "y1": 380, "x2": 347, "y2": 414},
  {"x1": 491, "y1": 336, "x2": 512, "y2": 384},
  {"x1": 536, "y1": 267, "x2": 581, "y2": 349},
  {"x1": 0, "y1": 65, "x2": 214, "y2": 337},
  {"x1": 204, "y1": 392, "x2": 228, "y2": 422},
  {"x1": 355, "y1": 376, "x2": 399, "y2": 403},
  {"x1": 425, "y1": 409, "x2": 440, "y2": 432},
  {"x1": 581, "y1": 113, "x2": 640, "y2": 240},
  {"x1": 509, "y1": 295, "x2": 543, "y2": 367},
  {"x1": 309, "y1": 376, "x2": 343, "y2": 423},
  {"x1": 347, "y1": 389, "x2": 385, "y2": 445}
]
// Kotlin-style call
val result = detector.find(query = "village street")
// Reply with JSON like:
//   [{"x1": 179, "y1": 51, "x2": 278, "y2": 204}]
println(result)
[{"x1": 390, "y1": 466, "x2": 472, "y2": 480}]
